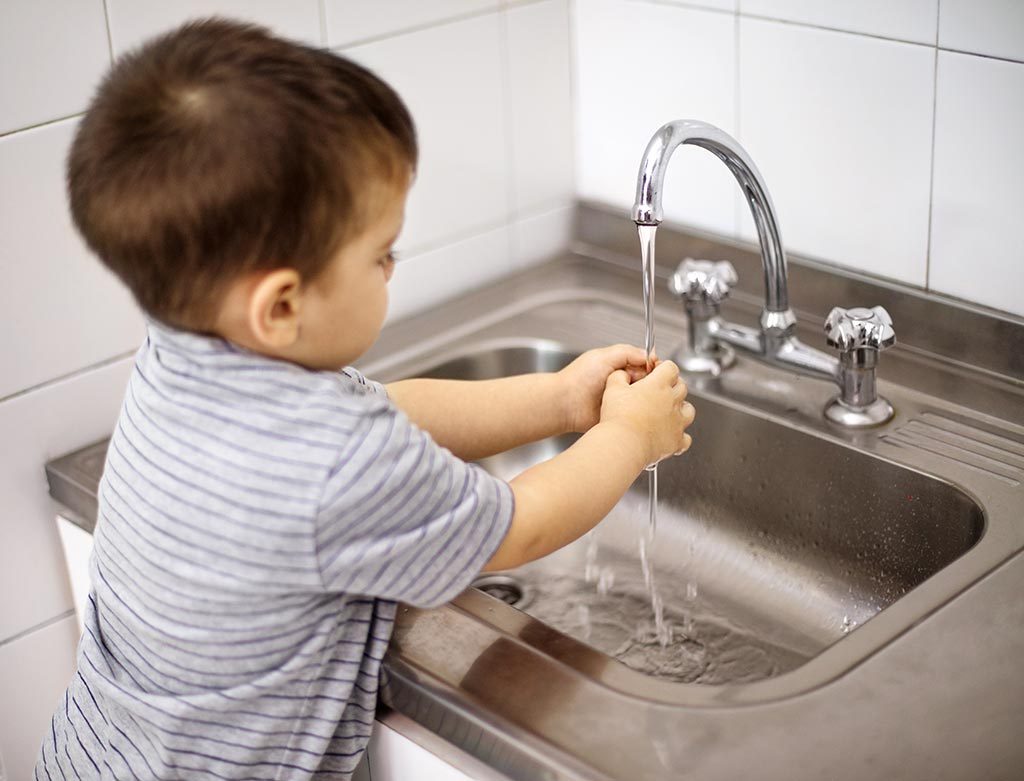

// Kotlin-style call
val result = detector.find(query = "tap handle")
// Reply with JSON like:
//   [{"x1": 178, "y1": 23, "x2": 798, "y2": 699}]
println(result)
[
  {"x1": 824, "y1": 306, "x2": 896, "y2": 353},
  {"x1": 669, "y1": 258, "x2": 738, "y2": 306}
]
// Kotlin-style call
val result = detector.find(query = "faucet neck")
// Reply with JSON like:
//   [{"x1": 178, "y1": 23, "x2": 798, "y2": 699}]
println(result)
[{"x1": 632, "y1": 120, "x2": 792, "y2": 320}]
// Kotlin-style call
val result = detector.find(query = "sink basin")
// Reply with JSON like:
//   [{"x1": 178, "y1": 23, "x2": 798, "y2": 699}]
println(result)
[{"x1": 420, "y1": 345, "x2": 985, "y2": 686}]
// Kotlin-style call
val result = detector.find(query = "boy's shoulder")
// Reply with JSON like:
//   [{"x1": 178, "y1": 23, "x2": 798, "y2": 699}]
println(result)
[{"x1": 134, "y1": 322, "x2": 393, "y2": 461}]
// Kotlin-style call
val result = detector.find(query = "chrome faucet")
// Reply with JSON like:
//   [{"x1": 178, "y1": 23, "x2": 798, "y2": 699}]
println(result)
[{"x1": 633, "y1": 120, "x2": 896, "y2": 428}]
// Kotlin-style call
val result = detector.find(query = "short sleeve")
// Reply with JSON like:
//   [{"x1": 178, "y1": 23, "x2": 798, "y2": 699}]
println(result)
[
  {"x1": 340, "y1": 366, "x2": 388, "y2": 397},
  {"x1": 315, "y1": 401, "x2": 514, "y2": 608}
]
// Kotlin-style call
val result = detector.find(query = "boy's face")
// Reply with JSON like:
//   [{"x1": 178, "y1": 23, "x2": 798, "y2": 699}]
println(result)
[
  {"x1": 213, "y1": 180, "x2": 409, "y2": 370},
  {"x1": 297, "y1": 183, "x2": 408, "y2": 369}
]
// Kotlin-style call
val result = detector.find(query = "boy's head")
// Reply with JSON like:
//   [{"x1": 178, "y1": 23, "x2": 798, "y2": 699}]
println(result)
[{"x1": 69, "y1": 18, "x2": 417, "y2": 367}]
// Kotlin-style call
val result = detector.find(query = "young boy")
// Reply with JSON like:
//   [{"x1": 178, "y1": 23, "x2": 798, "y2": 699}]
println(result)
[{"x1": 38, "y1": 18, "x2": 694, "y2": 780}]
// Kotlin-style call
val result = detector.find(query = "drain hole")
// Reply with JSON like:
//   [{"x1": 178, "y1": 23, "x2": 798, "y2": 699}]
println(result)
[{"x1": 472, "y1": 575, "x2": 533, "y2": 610}]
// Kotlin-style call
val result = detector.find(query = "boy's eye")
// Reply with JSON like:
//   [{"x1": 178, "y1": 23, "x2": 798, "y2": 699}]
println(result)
[{"x1": 378, "y1": 251, "x2": 397, "y2": 267}]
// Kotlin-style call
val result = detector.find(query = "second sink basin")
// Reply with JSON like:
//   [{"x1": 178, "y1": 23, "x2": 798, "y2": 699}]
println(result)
[{"x1": 420, "y1": 344, "x2": 985, "y2": 687}]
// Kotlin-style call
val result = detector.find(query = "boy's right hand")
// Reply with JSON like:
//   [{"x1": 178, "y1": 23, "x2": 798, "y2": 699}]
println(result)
[{"x1": 599, "y1": 360, "x2": 695, "y2": 467}]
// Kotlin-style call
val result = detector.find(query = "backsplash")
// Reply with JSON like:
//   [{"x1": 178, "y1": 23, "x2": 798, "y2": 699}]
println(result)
[{"x1": 573, "y1": 0, "x2": 1024, "y2": 319}]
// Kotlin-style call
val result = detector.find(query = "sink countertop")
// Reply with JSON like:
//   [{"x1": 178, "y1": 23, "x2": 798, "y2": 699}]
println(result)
[{"x1": 47, "y1": 204, "x2": 1024, "y2": 780}]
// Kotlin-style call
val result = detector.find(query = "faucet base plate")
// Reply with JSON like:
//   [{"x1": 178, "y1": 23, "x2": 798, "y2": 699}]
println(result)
[
  {"x1": 824, "y1": 396, "x2": 895, "y2": 428},
  {"x1": 673, "y1": 344, "x2": 736, "y2": 377}
]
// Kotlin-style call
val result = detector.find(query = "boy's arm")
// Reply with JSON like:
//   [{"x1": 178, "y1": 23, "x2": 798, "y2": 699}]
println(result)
[
  {"x1": 384, "y1": 374, "x2": 568, "y2": 461},
  {"x1": 384, "y1": 344, "x2": 651, "y2": 461},
  {"x1": 485, "y1": 363, "x2": 694, "y2": 571}
]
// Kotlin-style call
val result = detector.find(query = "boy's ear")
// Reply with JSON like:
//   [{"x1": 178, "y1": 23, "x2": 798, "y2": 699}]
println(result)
[{"x1": 247, "y1": 268, "x2": 304, "y2": 348}]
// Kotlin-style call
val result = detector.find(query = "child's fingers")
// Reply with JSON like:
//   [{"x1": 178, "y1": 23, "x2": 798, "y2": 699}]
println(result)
[
  {"x1": 626, "y1": 365, "x2": 647, "y2": 382},
  {"x1": 604, "y1": 343, "x2": 651, "y2": 369},
  {"x1": 674, "y1": 433, "x2": 693, "y2": 456},
  {"x1": 605, "y1": 368, "x2": 630, "y2": 390},
  {"x1": 648, "y1": 359, "x2": 680, "y2": 384},
  {"x1": 681, "y1": 401, "x2": 696, "y2": 427}
]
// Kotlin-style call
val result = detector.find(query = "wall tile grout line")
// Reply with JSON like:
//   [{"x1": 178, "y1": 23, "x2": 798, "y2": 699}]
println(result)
[
  {"x1": 396, "y1": 201, "x2": 572, "y2": 267},
  {"x1": 636, "y1": 0, "x2": 1024, "y2": 66},
  {"x1": 335, "y1": 6, "x2": 506, "y2": 52},
  {"x1": 925, "y1": 2, "x2": 942, "y2": 292},
  {"x1": 497, "y1": 4, "x2": 520, "y2": 263},
  {"x1": 0, "y1": 610, "x2": 75, "y2": 650},
  {"x1": 567, "y1": 0, "x2": 581, "y2": 207},
  {"x1": 0, "y1": 112, "x2": 83, "y2": 140},
  {"x1": 937, "y1": 45, "x2": 1024, "y2": 67},
  {"x1": 0, "y1": 349, "x2": 137, "y2": 406},
  {"x1": 733, "y1": 8, "x2": 742, "y2": 237},
  {"x1": 100, "y1": 0, "x2": 115, "y2": 62},
  {"x1": 637, "y1": 0, "x2": 734, "y2": 19},
  {"x1": 317, "y1": 0, "x2": 328, "y2": 48}
]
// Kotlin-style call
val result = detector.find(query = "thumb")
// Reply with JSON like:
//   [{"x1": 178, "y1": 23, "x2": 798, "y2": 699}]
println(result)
[{"x1": 605, "y1": 369, "x2": 630, "y2": 390}]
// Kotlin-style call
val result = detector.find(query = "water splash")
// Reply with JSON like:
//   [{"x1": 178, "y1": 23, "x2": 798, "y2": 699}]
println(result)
[{"x1": 524, "y1": 570, "x2": 803, "y2": 684}]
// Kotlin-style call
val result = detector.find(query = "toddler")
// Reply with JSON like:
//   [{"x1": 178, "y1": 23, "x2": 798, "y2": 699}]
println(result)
[{"x1": 38, "y1": 18, "x2": 694, "y2": 780}]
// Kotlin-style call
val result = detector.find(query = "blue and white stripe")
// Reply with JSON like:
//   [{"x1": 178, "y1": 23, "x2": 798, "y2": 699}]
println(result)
[{"x1": 38, "y1": 322, "x2": 513, "y2": 779}]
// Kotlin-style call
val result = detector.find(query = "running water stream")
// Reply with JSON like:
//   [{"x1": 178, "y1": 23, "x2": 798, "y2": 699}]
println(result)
[{"x1": 637, "y1": 224, "x2": 671, "y2": 647}]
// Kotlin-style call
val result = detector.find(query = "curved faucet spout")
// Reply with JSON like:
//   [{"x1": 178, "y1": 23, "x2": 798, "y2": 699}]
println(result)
[{"x1": 631, "y1": 120, "x2": 793, "y2": 326}]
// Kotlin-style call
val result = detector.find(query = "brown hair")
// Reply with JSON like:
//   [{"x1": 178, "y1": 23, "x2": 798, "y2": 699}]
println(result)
[{"x1": 68, "y1": 18, "x2": 417, "y2": 330}]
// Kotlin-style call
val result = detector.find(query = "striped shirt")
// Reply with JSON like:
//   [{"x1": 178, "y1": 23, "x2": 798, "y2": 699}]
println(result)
[{"x1": 38, "y1": 322, "x2": 514, "y2": 780}]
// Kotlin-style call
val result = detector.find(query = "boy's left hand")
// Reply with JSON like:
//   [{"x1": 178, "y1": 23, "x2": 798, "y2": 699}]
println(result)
[{"x1": 558, "y1": 344, "x2": 654, "y2": 433}]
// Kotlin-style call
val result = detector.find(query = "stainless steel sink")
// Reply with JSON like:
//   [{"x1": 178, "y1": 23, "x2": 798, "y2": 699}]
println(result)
[
  {"x1": 356, "y1": 213, "x2": 1023, "y2": 778},
  {"x1": 419, "y1": 345, "x2": 984, "y2": 686}
]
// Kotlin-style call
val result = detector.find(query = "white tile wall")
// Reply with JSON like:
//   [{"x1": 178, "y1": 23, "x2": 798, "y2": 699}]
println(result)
[
  {"x1": 0, "y1": 119, "x2": 145, "y2": 400},
  {"x1": 387, "y1": 225, "x2": 512, "y2": 323},
  {"x1": 105, "y1": 0, "x2": 323, "y2": 56},
  {"x1": 929, "y1": 53, "x2": 1024, "y2": 317},
  {"x1": 0, "y1": 0, "x2": 111, "y2": 135},
  {"x1": 325, "y1": 0, "x2": 499, "y2": 47},
  {"x1": 0, "y1": 357, "x2": 134, "y2": 642},
  {"x1": 511, "y1": 204, "x2": 576, "y2": 268},
  {"x1": 939, "y1": 0, "x2": 1024, "y2": 63},
  {"x1": 740, "y1": 0, "x2": 938, "y2": 44},
  {"x1": 738, "y1": 18, "x2": 934, "y2": 286},
  {"x1": 345, "y1": 14, "x2": 510, "y2": 255},
  {"x1": 0, "y1": 616, "x2": 80, "y2": 781},
  {"x1": 574, "y1": 0, "x2": 739, "y2": 237},
  {"x1": 505, "y1": 0, "x2": 575, "y2": 215}
]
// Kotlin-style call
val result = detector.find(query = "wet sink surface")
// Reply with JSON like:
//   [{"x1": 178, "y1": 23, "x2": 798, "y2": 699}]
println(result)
[{"x1": 421, "y1": 345, "x2": 985, "y2": 686}]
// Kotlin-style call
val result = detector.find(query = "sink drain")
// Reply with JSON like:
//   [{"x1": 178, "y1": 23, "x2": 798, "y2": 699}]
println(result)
[{"x1": 471, "y1": 574, "x2": 533, "y2": 610}]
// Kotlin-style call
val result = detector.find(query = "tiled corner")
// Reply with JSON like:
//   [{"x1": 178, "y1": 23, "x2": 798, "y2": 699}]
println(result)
[
  {"x1": 386, "y1": 226, "x2": 512, "y2": 323},
  {"x1": 939, "y1": 0, "x2": 1024, "y2": 63},
  {"x1": 325, "y1": 0, "x2": 499, "y2": 47},
  {"x1": 929, "y1": 52, "x2": 1024, "y2": 317},
  {"x1": 505, "y1": 0, "x2": 575, "y2": 216},
  {"x1": 510, "y1": 203, "x2": 575, "y2": 268},
  {"x1": 574, "y1": 0, "x2": 739, "y2": 238},
  {"x1": 105, "y1": 0, "x2": 322, "y2": 57},
  {"x1": 0, "y1": 355, "x2": 134, "y2": 643},
  {"x1": 738, "y1": 18, "x2": 934, "y2": 286},
  {"x1": 0, "y1": 118, "x2": 145, "y2": 400},
  {"x1": 345, "y1": 14, "x2": 510, "y2": 255},
  {"x1": 739, "y1": 0, "x2": 938, "y2": 44},
  {"x1": 0, "y1": 0, "x2": 111, "y2": 135},
  {"x1": 0, "y1": 616, "x2": 80, "y2": 781}
]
